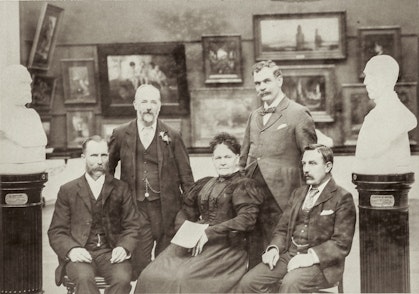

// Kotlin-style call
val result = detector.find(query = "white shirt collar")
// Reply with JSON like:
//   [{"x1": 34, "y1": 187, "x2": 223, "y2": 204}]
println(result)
[
  {"x1": 310, "y1": 177, "x2": 331, "y2": 195},
  {"x1": 137, "y1": 119, "x2": 157, "y2": 132},
  {"x1": 85, "y1": 173, "x2": 105, "y2": 199},
  {"x1": 264, "y1": 94, "x2": 285, "y2": 110}
]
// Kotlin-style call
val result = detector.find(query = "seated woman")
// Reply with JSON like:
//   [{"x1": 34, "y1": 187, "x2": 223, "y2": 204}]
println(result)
[{"x1": 135, "y1": 132, "x2": 263, "y2": 293}]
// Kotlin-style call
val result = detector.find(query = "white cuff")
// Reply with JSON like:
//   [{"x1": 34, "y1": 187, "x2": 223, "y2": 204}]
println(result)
[
  {"x1": 308, "y1": 248, "x2": 320, "y2": 264},
  {"x1": 265, "y1": 245, "x2": 279, "y2": 254}
]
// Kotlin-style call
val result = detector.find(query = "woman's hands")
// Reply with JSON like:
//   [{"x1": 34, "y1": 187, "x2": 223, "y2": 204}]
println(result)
[{"x1": 192, "y1": 232, "x2": 208, "y2": 256}]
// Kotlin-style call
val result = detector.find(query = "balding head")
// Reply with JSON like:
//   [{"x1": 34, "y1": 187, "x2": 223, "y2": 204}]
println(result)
[{"x1": 364, "y1": 55, "x2": 399, "y2": 86}]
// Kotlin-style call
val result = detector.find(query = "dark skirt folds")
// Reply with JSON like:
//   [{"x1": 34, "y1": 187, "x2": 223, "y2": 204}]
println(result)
[{"x1": 135, "y1": 240, "x2": 247, "y2": 293}]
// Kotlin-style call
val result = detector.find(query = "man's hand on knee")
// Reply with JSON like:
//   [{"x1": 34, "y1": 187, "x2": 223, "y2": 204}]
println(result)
[
  {"x1": 262, "y1": 248, "x2": 279, "y2": 270},
  {"x1": 68, "y1": 248, "x2": 92, "y2": 263},
  {"x1": 110, "y1": 246, "x2": 129, "y2": 263},
  {"x1": 287, "y1": 253, "x2": 316, "y2": 272}
]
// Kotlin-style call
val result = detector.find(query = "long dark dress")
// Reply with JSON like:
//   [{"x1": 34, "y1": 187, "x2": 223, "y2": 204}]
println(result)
[{"x1": 135, "y1": 172, "x2": 263, "y2": 293}]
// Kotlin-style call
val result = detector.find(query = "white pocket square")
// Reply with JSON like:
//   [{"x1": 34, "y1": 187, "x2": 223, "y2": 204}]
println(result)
[
  {"x1": 320, "y1": 209, "x2": 334, "y2": 216},
  {"x1": 277, "y1": 124, "x2": 288, "y2": 130}
]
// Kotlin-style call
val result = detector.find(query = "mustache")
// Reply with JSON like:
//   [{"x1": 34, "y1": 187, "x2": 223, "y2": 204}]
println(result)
[
  {"x1": 304, "y1": 174, "x2": 314, "y2": 180},
  {"x1": 259, "y1": 92, "x2": 271, "y2": 97}
]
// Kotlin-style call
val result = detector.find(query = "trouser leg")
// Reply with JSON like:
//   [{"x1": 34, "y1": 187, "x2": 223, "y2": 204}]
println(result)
[
  {"x1": 279, "y1": 264, "x2": 329, "y2": 293},
  {"x1": 65, "y1": 261, "x2": 100, "y2": 294}
]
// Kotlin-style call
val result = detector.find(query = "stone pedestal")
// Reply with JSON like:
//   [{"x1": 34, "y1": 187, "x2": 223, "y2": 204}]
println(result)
[
  {"x1": 0, "y1": 172, "x2": 48, "y2": 294},
  {"x1": 352, "y1": 173, "x2": 414, "y2": 293}
]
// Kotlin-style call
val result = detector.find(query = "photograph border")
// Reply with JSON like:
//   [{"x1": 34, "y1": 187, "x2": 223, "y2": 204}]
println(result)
[
  {"x1": 202, "y1": 34, "x2": 243, "y2": 84},
  {"x1": 27, "y1": 3, "x2": 64, "y2": 71},
  {"x1": 253, "y1": 11, "x2": 346, "y2": 61},
  {"x1": 97, "y1": 42, "x2": 190, "y2": 117}
]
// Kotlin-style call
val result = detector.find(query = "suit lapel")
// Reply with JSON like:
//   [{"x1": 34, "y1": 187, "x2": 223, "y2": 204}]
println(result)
[
  {"x1": 288, "y1": 186, "x2": 310, "y2": 239},
  {"x1": 77, "y1": 176, "x2": 92, "y2": 212},
  {"x1": 255, "y1": 106, "x2": 264, "y2": 130},
  {"x1": 262, "y1": 97, "x2": 290, "y2": 130},
  {"x1": 101, "y1": 174, "x2": 115, "y2": 205},
  {"x1": 156, "y1": 120, "x2": 164, "y2": 181},
  {"x1": 125, "y1": 120, "x2": 137, "y2": 181},
  {"x1": 313, "y1": 178, "x2": 336, "y2": 208}
]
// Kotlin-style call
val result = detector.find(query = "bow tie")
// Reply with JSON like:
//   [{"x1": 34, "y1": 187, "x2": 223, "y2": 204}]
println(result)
[{"x1": 260, "y1": 107, "x2": 276, "y2": 115}]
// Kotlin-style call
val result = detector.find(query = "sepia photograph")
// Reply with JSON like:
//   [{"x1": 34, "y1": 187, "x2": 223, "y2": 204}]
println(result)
[{"x1": 1, "y1": 1, "x2": 419, "y2": 294}]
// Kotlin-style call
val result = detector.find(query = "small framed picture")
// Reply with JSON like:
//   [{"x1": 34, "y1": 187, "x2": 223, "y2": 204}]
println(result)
[
  {"x1": 61, "y1": 59, "x2": 97, "y2": 104},
  {"x1": 202, "y1": 35, "x2": 243, "y2": 84},
  {"x1": 280, "y1": 65, "x2": 336, "y2": 122},
  {"x1": 66, "y1": 110, "x2": 95, "y2": 148},
  {"x1": 253, "y1": 12, "x2": 346, "y2": 61},
  {"x1": 30, "y1": 74, "x2": 57, "y2": 113},
  {"x1": 28, "y1": 3, "x2": 64, "y2": 71},
  {"x1": 358, "y1": 26, "x2": 401, "y2": 78}
]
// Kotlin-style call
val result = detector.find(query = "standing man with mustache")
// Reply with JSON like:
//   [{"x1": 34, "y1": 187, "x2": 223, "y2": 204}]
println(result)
[
  {"x1": 108, "y1": 84, "x2": 194, "y2": 279},
  {"x1": 240, "y1": 60, "x2": 317, "y2": 268}
]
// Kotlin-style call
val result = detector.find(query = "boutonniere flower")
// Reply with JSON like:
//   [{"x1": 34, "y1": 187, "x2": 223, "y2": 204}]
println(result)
[{"x1": 159, "y1": 131, "x2": 171, "y2": 144}]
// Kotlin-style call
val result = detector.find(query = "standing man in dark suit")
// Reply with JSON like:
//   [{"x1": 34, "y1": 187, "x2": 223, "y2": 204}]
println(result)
[
  {"x1": 238, "y1": 144, "x2": 356, "y2": 293},
  {"x1": 108, "y1": 84, "x2": 194, "y2": 278},
  {"x1": 48, "y1": 136, "x2": 141, "y2": 294},
  {"x1": 240, "y1": 60, "x2": 317, "y2": 267}
]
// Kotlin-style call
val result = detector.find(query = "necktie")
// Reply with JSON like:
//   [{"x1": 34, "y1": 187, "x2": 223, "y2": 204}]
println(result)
[
  {"x1": 260, "y1": 107, "x2": 276, "y2": 116},
  {"x1": 141, "y1": 127, "x2": 154, "y2": 149},
  {"x1": 303, "y1": 188, "x2": 319, "y2": 211}
]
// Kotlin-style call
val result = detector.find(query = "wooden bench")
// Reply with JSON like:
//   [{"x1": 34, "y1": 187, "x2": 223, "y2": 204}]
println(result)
[{"x1": 62, "y1": 275, "x2": 109, "y2": 294}]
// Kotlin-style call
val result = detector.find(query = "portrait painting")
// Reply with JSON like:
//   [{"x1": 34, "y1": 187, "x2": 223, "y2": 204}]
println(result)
[
  {"x1": 30, "y1": 74, "x2": 56, "y2": 113},
  {"x1": 202, "y1": 35, "x2": 243, "y2": 84},
  {"x1": 98, "y1": 43, "x2": 190, "y2": 117},
  {"x1": 280, "y1": 65, "x2": 336, "y2": 122},
  {"x1": 358, "y1": 26, "x2": 401, "y2": 78},
  {"x1": 191, "y1": 89, "x2": 257, "y2": 148},
  {"x1": 61, "y1": 59, "x2": 97, "y2": 104},
  {"x1": 66, "y1": 110, "x2": 95, "y2": 149},
  {"x1": 28, "y1": 3, "x2": 64, "y2": 71},
  {"x1": 254, "y1": 12, "x2": 346, "y2": 60}
]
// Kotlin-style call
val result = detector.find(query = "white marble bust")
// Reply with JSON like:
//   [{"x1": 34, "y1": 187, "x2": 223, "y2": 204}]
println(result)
[
  {"x1": 0, "y1": 64, "x2": 47, "y2": 174},
  {"x1": 354, "y1": 55, "x2": 417, "y2": 174}
]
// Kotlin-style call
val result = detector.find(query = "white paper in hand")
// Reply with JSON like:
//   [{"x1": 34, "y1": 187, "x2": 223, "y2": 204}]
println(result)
[{"x1": 171, "y1": 220, "x2": 209, "y2": 248}]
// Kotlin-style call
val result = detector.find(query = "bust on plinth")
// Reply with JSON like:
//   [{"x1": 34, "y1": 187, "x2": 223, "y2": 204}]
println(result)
[
  {"x1": 0, "y1": 64, "x2": 47, "y2": 174},
  {"x1": 354, "y1": 55, "x2": 417, "y2": 174}
]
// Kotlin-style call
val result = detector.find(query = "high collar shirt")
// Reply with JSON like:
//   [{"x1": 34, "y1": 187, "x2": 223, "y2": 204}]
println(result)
[
  {"x1": 263, "y1": 94, "x2": 285, "y2": 125},
  {"x1": 137, "y1": 119, "x2": 157, "y2": 149},
  {"x1": 85, "y1": 173, "x2": 105, "y2": 200},
  {"x1": 302, "y1": 178, "x2": 331, "y2": 210}
]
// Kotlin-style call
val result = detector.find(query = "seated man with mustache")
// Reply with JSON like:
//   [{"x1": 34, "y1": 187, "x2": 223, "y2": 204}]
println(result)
[{"x1": 237, "y1": 144, "x2": 356, "y2": 293}]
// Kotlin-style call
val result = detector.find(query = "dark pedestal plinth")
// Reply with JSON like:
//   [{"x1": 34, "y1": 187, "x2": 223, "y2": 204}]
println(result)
[
  {"x1": 0, "y1": 172, "x2": 48, "y2": 294},
  {"x1": 352, "y1": 173, "x2": 414, "y2": 293}
]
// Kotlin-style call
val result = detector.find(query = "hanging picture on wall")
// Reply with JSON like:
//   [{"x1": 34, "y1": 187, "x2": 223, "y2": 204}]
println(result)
[
  {"x1": 202, "y1": 35, "x2": 243, "y2": 84},
  {"x1": 358, "y1": 26, "x2": 401, "y2": 78},
  {"x1": 66, "y1": 110, "x2": 95, "y2": 148},
  {"x1": 191, "y1": 88, "x2": 258, "y2": 148},
  {"x1": 280, "y1": 65, "x2": 336, "y2": 122},
  {"x1": 341, "y1": 82, "x2": 417, "y2": 145},
  {"x1": 253, "y1": 12, "x2": 346, "y2": 61},
  {"x1": 28, "y1": 3, "x2": 64, "y2": 71},
  {"x1": 61, "y1": 59, "x2": 97, "y2": 104},
  {"x1": 98, "y1": 43, "x2": 190, "y2": 117},
  {"x1": 30, "y1": 74, "x2": 57, "y2": 113}
]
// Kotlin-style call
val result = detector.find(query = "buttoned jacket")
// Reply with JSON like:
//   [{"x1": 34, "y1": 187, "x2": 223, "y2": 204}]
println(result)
[
  {"x1": 270, "y1": 178, "x2": 356, "y2": 285},
  {"x1": 239, "y1": 97, "x2": 317, "y2": 210}
]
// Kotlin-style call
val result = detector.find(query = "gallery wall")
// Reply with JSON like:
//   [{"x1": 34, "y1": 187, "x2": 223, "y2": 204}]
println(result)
[{"x1": 19, "y1": 0, "x2": 419, "y2": 152}]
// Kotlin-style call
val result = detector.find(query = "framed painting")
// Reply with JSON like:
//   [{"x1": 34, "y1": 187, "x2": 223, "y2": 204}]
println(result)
[
  {"x1": 30, "y1": 74, "x2": 57, "y2": 113},
  {"x1": 202, "y1": 35, "x2": 243, "y2": 84},
  {"x1": 358, "y1": 26, "x2": 401, "y2": 78},
  {"x1": 98, "y1": 43, "x2": 190, "y2": 117},
  {"x1": 253, "y1": 12, "x2": 346, "y2": 61},
  {"x1": 28, "y1": 3, "x2": 64, "y2": 71},
  {"x1": 341, "y1": 82, "x2": 417, "y2": 145},
  {"x1": 191, "y1": 88, "x2": 258, "y2": 148},
  {"x1": 161, "y1": 118, "x2": 182, "y2": 132},
  {"x1": 280, "y1": 65, "x2": 336, "y2": 122},
  {"x1": 61, "y1": 58, "x2": 97, "y2": 104},
  {"x1": 66, "y1": 110, "x2": 95, "y2": 149}
]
